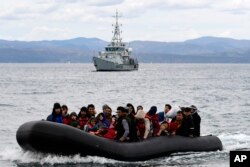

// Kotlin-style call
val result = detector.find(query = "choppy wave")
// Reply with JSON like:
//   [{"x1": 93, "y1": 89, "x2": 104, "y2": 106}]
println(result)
[
  {"x1": 0, "y1": 133, "x2": 249, "y2": 166},
  {"x1": 218, "y1": 133, "x2": 250, "y2": 151},
  {"x1": 1, "y1": 64, "x2": 250, "y2": 166},
  {"x1": 0, "y1": 103, "x2": 16, "y2": 107}
]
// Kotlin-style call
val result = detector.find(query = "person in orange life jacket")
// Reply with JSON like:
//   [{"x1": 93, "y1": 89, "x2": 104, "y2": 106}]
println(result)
[
  {"x1": 157, "y1": 111, "x2": 183, "y2": 136},
  {"x1": 135, "y1": 109, "x2": 151, "y2": 140},
  {"x1": 87, "y1": 104, "x2": 96, "y2": 118},
  {"x1": 126, "y1": 103, "x2": 139, "y2": 142},
  {"x1": 146, "y1": 106, "x2": 160, "y2": 136},
  {"x1": 96, "y1": 113, "x2": 109, "y2": 128},
  {"x1": 157, "y1": 104, "x2": 172, "y2": 123},
  {"x1": 114, "y1": 106, "x2": 131, "y2": 142},
  {"x1": 83, "y1": 117, "x2": 98, "y2": 133},
  {"x1": 69, "y1": 112, "x2": 80, "y2": 129},
  {"x1": 102, "y1": 104, "x2": 112, "y2": 127},
  {"x1": 77, "y1": 106, "x2": 89, "y2": 129},
  {"x1": 175, "y1": 107, "x2": 194, "y2": 137},
  {"x1": 190, "y1": 105, "x2": 201, "y2": 137},
  {"x1": 62, "y1": 105, "x2": 70, "y2": 125},
  {"x1": 46, "y1": 103, "x2": 63, "y2": 123}
]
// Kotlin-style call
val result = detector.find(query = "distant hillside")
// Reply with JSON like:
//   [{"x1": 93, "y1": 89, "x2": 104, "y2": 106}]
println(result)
[{"x1": 0, "y1": 36, "x2": 250, "y2": 63}]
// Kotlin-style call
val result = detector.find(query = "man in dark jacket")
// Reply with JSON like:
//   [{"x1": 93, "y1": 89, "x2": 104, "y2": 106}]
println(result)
[
  {"x1": 115, "y1": 106, "x2": 130, "y2": 142},
  {"x1": 190, "y1": 105, "x2": 201, "y2": 137},
  {"x1": 47, "y1": 103, "x2": 63, "y2": 123},
  {"x1": 176, "y1": 107, "x2": 194, "y2": 137}
]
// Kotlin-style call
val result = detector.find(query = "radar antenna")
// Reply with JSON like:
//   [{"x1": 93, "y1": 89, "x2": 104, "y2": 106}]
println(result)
[{"x1": 111, "y1": 10, "x2": 123, "y2": 46}]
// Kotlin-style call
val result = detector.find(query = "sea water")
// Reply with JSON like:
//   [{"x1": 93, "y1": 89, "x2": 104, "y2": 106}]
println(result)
[{"x1": 0, "y1": 63, "x2": 249, "y2": 167}]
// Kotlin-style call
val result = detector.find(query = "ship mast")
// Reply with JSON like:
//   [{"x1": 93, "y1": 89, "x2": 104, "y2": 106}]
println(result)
[{"x1": 111, "y1": 10, "x2": 123, "y2": 46}]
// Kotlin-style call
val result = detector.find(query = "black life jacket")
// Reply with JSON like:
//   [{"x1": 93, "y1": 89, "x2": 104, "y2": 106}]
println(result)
[{"x1": 115, "y1": 116, "x2": 129, "y2": 140}]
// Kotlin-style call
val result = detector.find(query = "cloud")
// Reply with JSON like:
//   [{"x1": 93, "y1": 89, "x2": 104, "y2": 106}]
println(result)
[
  {"x1": 86, "y1": 0, "x2": 125, "y2": 6},
  {"x1": 1, "y1": 0, "x2": 250, "y2": 41},
  {"x1": 0, "y1": 1, "x2": 59, "y2": 20},
  {"x1": 23, "y1": 26, "x2": 73, "y2": 41},
  {"x1": 212, "y1": 0, "x2": 250, "y2": 14}
]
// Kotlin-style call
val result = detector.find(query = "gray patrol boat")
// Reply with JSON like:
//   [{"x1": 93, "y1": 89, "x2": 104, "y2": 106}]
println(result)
[{"x1": 93, "y1": 11, "x2": 139, "y2": 71}]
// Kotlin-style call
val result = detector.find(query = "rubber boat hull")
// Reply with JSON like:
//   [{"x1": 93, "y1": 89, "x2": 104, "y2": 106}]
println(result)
[{"x1": 16, "y1": 121, "x2": 223, "y2": 161}]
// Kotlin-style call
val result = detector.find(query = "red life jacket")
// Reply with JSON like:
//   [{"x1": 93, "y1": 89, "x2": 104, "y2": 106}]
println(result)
[
  {"x1": 167, "y1": 122, "x2": 179, "y2": 133},
  {"x1": 136, "y1": 119, "x2": 145, "y2": 139},
  {"x1": 103, "y1": 128, "x2": 116, "y2": 139},
  {"x1": 145, "y1": 114, "x2": 151, "y2": 121},
  {"x1": 144, "y1": 114, "x2": 160, "y2": 136},
  {"x1": 62, "y1": 116, "x2": 70, "y2": 125},
  {"x1": 78, "y1": 117, "x2": 89, "y2": 129}
]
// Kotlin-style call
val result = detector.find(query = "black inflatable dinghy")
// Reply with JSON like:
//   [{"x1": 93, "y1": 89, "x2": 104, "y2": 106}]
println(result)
[{"x1": 16, "y1": 121, "x2": 223, "y2": 161}]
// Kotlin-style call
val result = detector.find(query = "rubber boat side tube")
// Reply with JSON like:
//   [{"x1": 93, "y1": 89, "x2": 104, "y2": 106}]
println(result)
[{"x1": 16, "y1": 121, "x2": 223, "y2": 161}]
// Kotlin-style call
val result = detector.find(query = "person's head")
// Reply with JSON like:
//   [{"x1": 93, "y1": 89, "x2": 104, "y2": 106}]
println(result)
[
  {"x1": 97, "y1": 126, "x2": 108, "y2": 135},
  {"x1": 183, "y1": 107, "x2": 192, "y2": 116},
  {"x1": 164, "y1": 104, "x2": 172, "y2": 113},
  {"x1": 190, "y1": 105, "x2": 198, "y2": 113},
  {"x1": 176, "y1": 111, "x2": 184, "y2": 121},
  {"x1": 103, "y1": 104, "x2": 112, "y2": 117},
  {"x1": 116, "y1": 106, "x2": 128, "y2": 117},
  {"x1": 135, "y1": 109, "x2": 146, "y2": 119},
  {"x1": 137, "y1": 105, "x2": 143, "y2": 112},
  {"x1": 96, "y1": 113, "x2": 104, "y2": 122},
  {"x1": 78, "y1": 106, "x2": 87, "y2": 117},
  {"x1": 87, "y1": 104, "x2": 96, "y2": 117},
  {"x1": 70, "y1": 112, "x2": 77, "y2": 120},
  {"x1": 61, "y1": 105, "x2": 68, "y2": 116},
  {"x1": 52, "y1": 103, "x2": 61, "y2": 115},
  {"x1": 126, "y1": 103, "x2": 135, "y2": 115},
  {"x1": 180, "y1": 107, "x2": 186, "y2": 112},
  {"x1": 148, "y1": 106, "x2": 157, "y2": 116},
  {"x1": 88, "y1": 117, "x2": 96, "y2": 126},
  {"x1": 111, "y1": 115, "x2": 116, "y2": 122},
  {"x1": 71, "y1": 121, "x2": 80, "y2": 128}
]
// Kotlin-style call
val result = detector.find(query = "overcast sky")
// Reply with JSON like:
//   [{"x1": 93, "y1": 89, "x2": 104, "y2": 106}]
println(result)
[{"x1": 1, "y1": 0, "x2": 250, "y2": 42}]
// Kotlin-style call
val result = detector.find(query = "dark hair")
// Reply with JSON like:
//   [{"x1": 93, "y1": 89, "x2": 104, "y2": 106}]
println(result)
[
  {"x1": 78, "y1": 106, "x2": 87, "y2": 117},
  {"x1": 148, "y1": 106, "x2": 157, "y2": 116},
  {"x1": 184, "y1": 107, "x2": 192, "y2": 112},
  {"x1": 81, "y1": 106, "x2": 87, "y2": 111},
  {"x1": 51, "y1": 103, "x2": 62, "y2": 122},
  {"x1": 96, "y1": 113, "x2": 104, "y2": 121},
  {"x1": 137, "y1": 105, "x2": 143, "y2": 110},
  {"x1": 165, "y1": 104, "x2": 172, "y2": 110},
  {"x1": 70, "y1": 112, "x2": 77, "y2": 117},
  {"x1": 180, "y1": 107, "x2": 186, "y2": 112},
  {"x1": 117, "y1": 106, "x2": 127, "y2": 113},
  {"x1": 88, "y1": 117, "x2": 96, "y2": 124},
  {"x1": 61, "y1": 105, "x2": 68, "y2": 111},
  {"x1": 176, "y1": 111, "x2": 185, "y2": 120},
  {"x1": 52, "y1": 103, "x2": 61, "y2": 115},
  {"x1": 87, "y1": 104, "x2": 95, "y2": 110},
  {"x1": 127, "y1": 103, "x2": 136, "y2": 115},
  {"x1": 177, "y1": 111, "x2": 183, "y2": 114}
]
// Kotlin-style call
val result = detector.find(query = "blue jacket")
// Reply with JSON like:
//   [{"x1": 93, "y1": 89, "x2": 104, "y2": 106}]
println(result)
[
  {"x1": 157, "y1": 111, "x2": 165, "y2": 122},
  {"x1": 47, "y1": 114, "x2": 62, "y2": 123}
]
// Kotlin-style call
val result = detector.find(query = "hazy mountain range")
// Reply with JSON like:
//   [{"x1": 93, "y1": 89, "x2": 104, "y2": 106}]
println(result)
[{"x1": 0, "y1": 36, "x2": 250, "y2": 63}]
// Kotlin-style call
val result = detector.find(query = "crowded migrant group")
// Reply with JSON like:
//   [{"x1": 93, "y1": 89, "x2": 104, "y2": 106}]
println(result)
[{"x1": 46, "y1": 103, "x2": 201, "y2": 142}]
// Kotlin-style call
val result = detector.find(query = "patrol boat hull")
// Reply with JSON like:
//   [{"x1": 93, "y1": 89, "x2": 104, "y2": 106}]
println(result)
[
  {"x1": 16, "y1": 121, "x2": 223, "y2": 161},
  {"x1": 93, "y1": 57, "x2": 138, "y2": 71}
]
